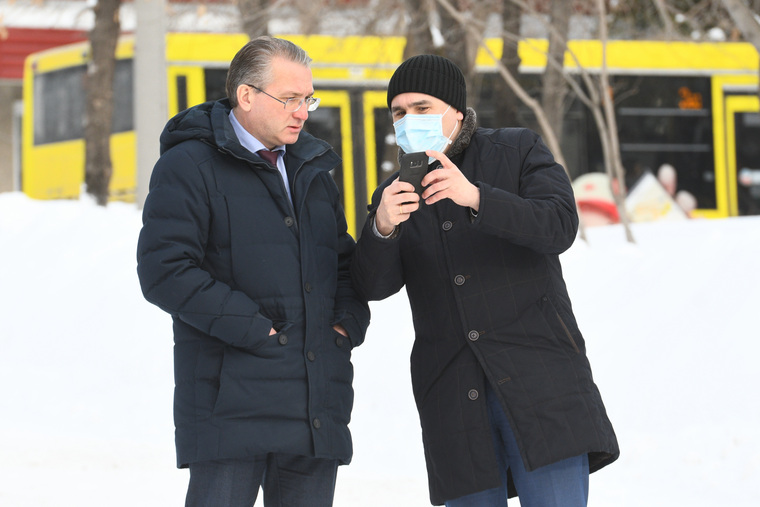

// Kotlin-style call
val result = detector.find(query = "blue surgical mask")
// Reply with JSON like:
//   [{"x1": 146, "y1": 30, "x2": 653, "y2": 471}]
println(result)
[{"x1": 393, "y1": 105, "x2": 457, "y2": 163}]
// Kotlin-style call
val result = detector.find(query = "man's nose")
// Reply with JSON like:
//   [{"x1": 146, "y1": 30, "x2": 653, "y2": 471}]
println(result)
[{"x1": 293, "y1": 106, "x2": 309, "y2": 121}]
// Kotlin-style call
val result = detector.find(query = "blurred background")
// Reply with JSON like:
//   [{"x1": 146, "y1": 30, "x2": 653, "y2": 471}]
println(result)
[{"x1": 0, "y1": 0, "x2": 758, "y2": 237}]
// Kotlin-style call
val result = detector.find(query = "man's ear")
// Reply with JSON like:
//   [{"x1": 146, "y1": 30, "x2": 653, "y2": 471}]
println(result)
[{"x1": 237, "y1": 84, "x2": 254, "y2": 112}]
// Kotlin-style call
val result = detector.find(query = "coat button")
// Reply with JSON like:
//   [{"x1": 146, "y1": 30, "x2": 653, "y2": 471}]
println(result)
[
  {"x1": 442, "y1": 220, "x2": 453, "y2": 231},
  {"x1": 278, "y1": 334, "x2": 288, "y2": 345},
  {"x1": 284, "y1": 216, "x2": 294, "y2": 227},
  {"x1": 468, "y1": 330, "x2": 479, "y2": 341},
  {"x1": 468, "y1": 389, "x2": 479, "y2": 400},
  {"x1": 304, "y1": 283, "x2": 312, "y2": 292},
  {"x1": 313, "y1": 418, "x2": 321, "y2": 429},
  {"x1": 454, "y1": 274, "x2": 466, "y2": 286},
  {"x1": 307, "y1": 351, "x2": 316, "y2": 361}
]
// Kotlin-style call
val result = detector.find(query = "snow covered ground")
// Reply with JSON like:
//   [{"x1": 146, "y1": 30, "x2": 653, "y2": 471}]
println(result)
[{"x1": 1, "y1": 191, "x2": 758, "y2": 506}]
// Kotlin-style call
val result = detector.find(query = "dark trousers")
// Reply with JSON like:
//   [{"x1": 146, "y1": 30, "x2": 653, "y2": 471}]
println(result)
[{"x1": 185, "y1": 453, "x2": 339, "y2": 507}]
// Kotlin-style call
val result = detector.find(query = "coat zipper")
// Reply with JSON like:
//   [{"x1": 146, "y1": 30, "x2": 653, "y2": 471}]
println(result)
[{"x1": 555, "y1": 311, "x2": 580, "y2": 353}]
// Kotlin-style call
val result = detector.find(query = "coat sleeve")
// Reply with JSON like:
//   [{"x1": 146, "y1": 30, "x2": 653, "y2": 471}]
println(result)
[
  {"x1": 350, "y1": 180, "x2": 407, "y2": 302},
  {"x1": 470, "y1": 129, "x2": 579, "y2": 254},
  {"x1": 331, "y1": 185, "x2": 371, "y2": 348},
  {"x1": 136, "y1": 147, "x2": 273, "y2": 350}
]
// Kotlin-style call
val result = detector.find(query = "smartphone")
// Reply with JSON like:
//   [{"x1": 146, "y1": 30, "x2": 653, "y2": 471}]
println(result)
[{"x1": 398, "y1": 152, "x2": 428, "y2": 196}]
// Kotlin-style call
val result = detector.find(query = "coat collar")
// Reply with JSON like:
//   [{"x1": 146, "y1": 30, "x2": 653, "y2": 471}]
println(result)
[{"x1": 446, "y1": 107, "x2": 478, "y2": 159}]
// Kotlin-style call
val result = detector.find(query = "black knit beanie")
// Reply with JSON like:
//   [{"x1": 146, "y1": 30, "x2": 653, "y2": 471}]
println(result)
[{"x1": 387, "y1": 54, "x2": 467, "y2": 112}]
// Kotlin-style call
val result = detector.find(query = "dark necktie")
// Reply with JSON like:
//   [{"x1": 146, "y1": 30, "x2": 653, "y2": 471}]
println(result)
[
  {"x1": 258, "y1": 149, "x2": 292, "y2": 202},
  {"x1": 258, "y1": 149, "x2": 280, "y2": 166}
]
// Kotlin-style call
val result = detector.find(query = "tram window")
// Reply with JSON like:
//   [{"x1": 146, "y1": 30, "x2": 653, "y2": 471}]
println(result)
[
  {"x1": 612, "y1": 75, "x2": 715, "y2": 210},
  {"x1": 617, "y1": 110, "x2": 712, "y2": 145},
  {"x1": 204, "y1": 68, "x2": 228, "y2": 101},
  {"x1": 112, "y1": 60, "x2": 134, "y2": 133},
  {"x1": 612, "y1": 76, "x2": 711, "y2": 109},
  {"x1": 33, "y1": 59, "x2": 133, "y2": 145},
  {"x1": 302, "y1": 107, "x2": 343, "y2": 195},
  {"x1": 735, "y1": 112, "x2": 760, "y2": 215},
  {"x1": 476, "y1": 73, "x2": 541, "y2": 130},
  {"x1": 34, "y1": 65, "x2": 86, "y2": 145}
]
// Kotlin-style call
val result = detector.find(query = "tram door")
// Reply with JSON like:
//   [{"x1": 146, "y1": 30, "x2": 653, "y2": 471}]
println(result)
[
  {"x1": 725, "y1": 95, "x2": 760, "y2": 216},
  {"x1": 302, "y1": 90, "x2": 362, "y2": 237}
]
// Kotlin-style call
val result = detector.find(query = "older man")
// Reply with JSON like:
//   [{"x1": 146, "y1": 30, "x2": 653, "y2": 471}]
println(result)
[{"x1": 137, "y1": 36, "x2": 369, "y2": 507}]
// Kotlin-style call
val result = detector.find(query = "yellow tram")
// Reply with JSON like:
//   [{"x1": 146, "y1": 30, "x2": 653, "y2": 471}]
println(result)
[{"x1": 23, "y1": 33, "x2": 759, "y2": 235}]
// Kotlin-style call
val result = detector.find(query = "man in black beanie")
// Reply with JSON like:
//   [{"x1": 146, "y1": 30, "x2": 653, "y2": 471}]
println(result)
[{"x1": 351, "y1": 54, "x2": 619, "y2": 507}]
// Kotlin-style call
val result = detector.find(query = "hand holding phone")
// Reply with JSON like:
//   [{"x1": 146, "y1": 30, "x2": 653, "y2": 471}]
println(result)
[{"x1": 398, "y1": 152, "x2": 428, "y2": 196}]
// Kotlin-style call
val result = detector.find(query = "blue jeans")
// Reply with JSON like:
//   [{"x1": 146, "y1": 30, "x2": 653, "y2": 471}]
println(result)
[
  {"x1": 446, "y1": 384, "x2": 589, "y2": 507},
  {"x1": 185, "y1": 453, "x2": 339, "y2": 507}
]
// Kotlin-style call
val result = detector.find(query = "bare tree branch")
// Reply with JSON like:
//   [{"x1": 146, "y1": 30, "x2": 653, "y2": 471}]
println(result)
[
  {"x1": 434, "y1": 0, "x2": 566, "y2": 167},
  {"x1": 720, "y1": 0, "x2": 760, "y2": 99},
  {"x1": 237, "y1": 0, "x2": 288, "y2": 38},
  {"x1": 509, "y1": 0, "x2": 636, "y2": 241},
  {"x1": 596, "y1": 0, "x2": 635, "y2": 242},
  {"x1": 651, "y1": 0, "x2": 677, "y2": 39}
]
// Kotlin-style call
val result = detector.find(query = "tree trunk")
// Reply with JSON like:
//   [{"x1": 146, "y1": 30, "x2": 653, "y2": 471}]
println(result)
[
  {"x1": 437, "y1": 0, "x2": 479, "y2": 109},
  {"x1": 84, "y1": 0, "x2": 121, "y2": 206},
  {"x1": 493, "y1": 0, "x2": 523, "y2": 127},
  {"x1": 541, "y1": 0, "x2": 572, "y2": 147},
  {"x1": 403, "y1": 0, "x2": 435, "y2": 58},
  {"x1": 238, "y1": 0, "x2": 271, "y2": 38}
]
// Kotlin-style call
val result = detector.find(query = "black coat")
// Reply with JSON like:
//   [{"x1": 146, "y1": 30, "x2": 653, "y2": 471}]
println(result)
[
  {"x1": 137, "y1": 99, "x2": 369, "y2": 468},
  {"x1": 352, "y1": 125, "x2": 618, "y2": 504}
]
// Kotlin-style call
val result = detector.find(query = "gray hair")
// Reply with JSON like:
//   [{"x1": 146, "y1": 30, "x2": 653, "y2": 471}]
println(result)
[{"x1": 226, "y1": 36, "x2": 312, "y2": 108}]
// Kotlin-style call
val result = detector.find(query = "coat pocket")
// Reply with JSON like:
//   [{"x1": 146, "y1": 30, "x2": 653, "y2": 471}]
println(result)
[
  {"x1": 245, "y1": 320, "x2": 294, "y2": 358},
  {"x1": 538, "y1": 295, "x2": 581, "y2": 354}
]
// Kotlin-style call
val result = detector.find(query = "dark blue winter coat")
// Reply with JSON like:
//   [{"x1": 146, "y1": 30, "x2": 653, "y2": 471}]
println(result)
[
  {"x1": 136, "y1": 99, "x2": 369, "y2": 468},
  {"x1": 351, "y1": 113, "x2": 619, "y2": 504}
]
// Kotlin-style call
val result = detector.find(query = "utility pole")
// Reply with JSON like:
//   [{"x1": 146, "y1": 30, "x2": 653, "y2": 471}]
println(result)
[{"x1": 134, "y1": 0, "x2": 167, "y2": 209}]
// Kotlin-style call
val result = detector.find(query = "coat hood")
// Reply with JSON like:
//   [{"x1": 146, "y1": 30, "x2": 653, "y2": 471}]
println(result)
[{"x1": 159, "y1": 99, "x2": 232, "y2": 155}]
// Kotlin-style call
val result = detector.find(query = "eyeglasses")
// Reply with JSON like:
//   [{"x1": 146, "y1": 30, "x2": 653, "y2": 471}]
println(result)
[{"x1": 247, "y1": 84, "x2": 320, "y2": 112}]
